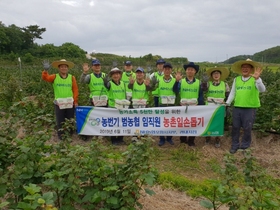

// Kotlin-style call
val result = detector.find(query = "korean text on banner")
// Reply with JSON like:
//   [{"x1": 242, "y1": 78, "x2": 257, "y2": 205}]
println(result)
[{"x1": 75, "y1": 106, "x2": 225, "y2": 136}]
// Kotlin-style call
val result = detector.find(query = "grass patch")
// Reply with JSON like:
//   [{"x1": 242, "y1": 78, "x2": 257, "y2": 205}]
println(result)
[{"x1": 157, "y1": 172, "x2": 212, "y2": 198}]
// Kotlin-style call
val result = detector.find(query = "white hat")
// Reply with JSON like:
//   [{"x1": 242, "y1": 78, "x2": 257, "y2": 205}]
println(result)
[{"x1": 109, "y1": 67, "x2": 122, "y2": 76}]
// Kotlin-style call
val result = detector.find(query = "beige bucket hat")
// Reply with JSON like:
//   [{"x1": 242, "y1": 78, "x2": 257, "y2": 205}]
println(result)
[
  {"x1": 232, "y1": 58, "x2": 261, "y2": 74},
  {"x1": 52, "y1": 59, "x2": 75, "y2": 69},
  {"x1": 206, "y1": 66, "x2": 229, "y2": 81}
]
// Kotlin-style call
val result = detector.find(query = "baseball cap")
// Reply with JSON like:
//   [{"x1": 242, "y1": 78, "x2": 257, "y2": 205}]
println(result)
[
  {"x1": 136, "y1": 67, "x2": 144, "y2": 72},
  {"x1": 124, "y1": 61, "x2": 132, "y2": 65},
  {"x1": 156, "y1": 59, "x2": 166, "y2": 65},
  {"x1": 163, "y1": 63, "x2": 173, "y2": 69},
  {"x1": 92, "y1": 59, "x2": 101, "y2": 65}
]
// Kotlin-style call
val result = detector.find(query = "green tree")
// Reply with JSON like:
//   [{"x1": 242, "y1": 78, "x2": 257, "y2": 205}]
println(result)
[
  {"x1": 35, "y1": 43, "x2": 58, "y2": 58},
  {"x1": 58, "y1": 42, "x2": 86, "y2": 58},
  {"x1": 21, "y1": 25, "x2": 46, "y2": 49},
  {"x1": 0, "y1": 23, "x2": 10, "y2": 53},
  {"x1": 2, "y1": 24, "x2": 24, "y2": 53}
]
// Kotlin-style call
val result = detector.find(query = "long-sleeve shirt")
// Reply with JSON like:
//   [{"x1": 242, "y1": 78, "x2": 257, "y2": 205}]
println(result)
[
  {"x1": 42, "y1": 70, "x2": 78, "y2": 105},
  {"x1": 226, "y1": 77, "x2": 266, "y2": 105},
  {"x1": 173, "y1": 78, "x2": 205, "y2": 105},
  {"x1": 80, "y1": 72, "x2": 104, "y2": 84}
]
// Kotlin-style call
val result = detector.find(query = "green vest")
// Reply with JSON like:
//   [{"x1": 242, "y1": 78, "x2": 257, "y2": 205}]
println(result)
[
  {"x1": 108, "y1": 81, "x2": 126, "y2": 107},
  {"x1": 234, "y1": 76, "x2": 260, "y2": 108},
  {"x1": 180, "y1": 79, "x2": 200, "y2": 99},
  {"x1": 132, "y1": 82, "x2": 148, "y2": 100},
  {"x1": 88, "y1": 73, "x2": 107, "y2": 98},
  {"x1": 152, "y1": 71, "x2": 164, "y2": 96},
  {"x1": 52, "y1": 74, "x2": 73, "y2": 99},
  {"x1": 207, "y1": 81, "x2": 225, "y2": 98},
  {"x1": 158, "y1": 77, "x2": 176, "y2": 104},
  {"x1": 121, "y1": 72, "x2": 135, "y2": 93}
]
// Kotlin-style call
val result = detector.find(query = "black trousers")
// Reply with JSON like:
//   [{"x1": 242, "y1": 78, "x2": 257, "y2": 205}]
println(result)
[{"x1": 54, "y1": 104, "x2": 75, "y2": 139}]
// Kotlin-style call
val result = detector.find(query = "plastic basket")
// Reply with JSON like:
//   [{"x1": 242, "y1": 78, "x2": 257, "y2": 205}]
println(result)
[
  {"x1": 180, "y1": 98, "x2": 197, "y2": 106},
  {"x1": 92, "y1": 95, "x2": 108, "y2": 107},
  {"x1": 57, "y1": 97, "x2": 74, "y2": 109},
  {"x1": 207, "y1": 97, "x2": 224, "y2": 105},
  {"x1": 161, "y1": 96, "x2": 175, "y2": 104},
  {"x1": 126, "y1": 92, "x2": 132, "y2": 100},
  {"x1": 115, "y1": 99, "x2": 130, "y2": 109},
  {"x1": 132, "y1": 99, "x2": 147, "y2": 108}
]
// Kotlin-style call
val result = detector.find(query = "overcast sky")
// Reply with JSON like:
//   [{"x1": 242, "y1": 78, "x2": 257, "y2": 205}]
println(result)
[{"x1": 1, "y1": 0, "x2": 280, "y2": 62}]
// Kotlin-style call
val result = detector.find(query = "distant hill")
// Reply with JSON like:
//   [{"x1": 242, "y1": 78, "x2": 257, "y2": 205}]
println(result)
[
  {"x1": 226, "y1": 46, "x2": 280, "y2": 64},
  {"x1": 89, "y1": 46, "x2": 280, "y2": 66}
]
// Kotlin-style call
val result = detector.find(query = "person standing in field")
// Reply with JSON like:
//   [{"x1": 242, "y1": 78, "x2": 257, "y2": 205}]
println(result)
[
  {"x1": 121, "y1": 61, "x2": 136, "y2": 103},
  {"x1": 201, "y1": 66, "x2": 230, "y2": 148},
  {"x1": 173, "y1": 62, "x2": 204, "y2": 146},
  {"x1": 226, "y1": 59, "x2": 266, "y2": 154},
  {"x1": 104, "y1": 67, "x2": 126, "y2": 145},
  {"x1": 150, "y1": 59, "x2": 166, "y2": 107},
  {"x1": 157, "y1": 63, "x2": 176, "y2": 146},
  {"x1": 42, "y1": 59, "x2": 78, "y2": 140},
  {"x1": 128, "y1": 67, "x2": 152, "y2": 106},
  {"x1": 128, "y1": 67, "x2": 152, "y2": 142},
  {"x1": 80, "y1": 59, "x2": 107, "y2": 106}
]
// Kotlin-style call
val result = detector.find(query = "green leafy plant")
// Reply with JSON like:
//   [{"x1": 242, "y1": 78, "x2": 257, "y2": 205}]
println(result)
[
  {"x1": 17, "y1": 183, "x2": 57, "y2": 210},
  {"x1": 199, "y1": 150, "x2": 280, "y2": 210}
]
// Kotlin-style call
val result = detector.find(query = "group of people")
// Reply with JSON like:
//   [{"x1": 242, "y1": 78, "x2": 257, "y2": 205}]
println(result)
[{"x1": 42, "y1": 57, "x2": 266, "y2": 154}]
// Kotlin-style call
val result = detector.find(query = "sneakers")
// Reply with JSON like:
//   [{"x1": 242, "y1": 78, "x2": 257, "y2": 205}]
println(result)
[
  {"x1": 215, "y1": 141, "x2": 221, "y2": 148},
  {"x1": 206, "y1": 137, "x2": 221, "y2": 148},
  {"x1": 166, "y1": 138, "x2": 174, "y2": 145},
  {"x1": 188, "y1": 141, "x2": 195, "y2": 147},
  {"x1": 229, "y1": 148, "x2": 237, "y2": 154},
  {"x1": 112, "y1": 140, "x2": 125, "y2": 146},
  {"x1": 158, "y1": 138, "x2": 165, "y2": 146},
  {"x1": 205, "y1": 137, "x2": 211, "y2": 145},
  {"x1": 111, "y1": 137, "x2": 125, "y2": 145},
  {"x1": 230, "y1": 146, "x2": 250, "y2": 154},
  {"x1": 80, "y1": 135, "x2": 89, "y2": 141},
  {"x1": 214, "y1": 137, "x2": 220, "y2": 148},
  {"x1": 180, "y1": 136, "x2": 187, "y2": 144},
  {"x1": 188, "y1": 137, "x2": 195, "y2": 147}
]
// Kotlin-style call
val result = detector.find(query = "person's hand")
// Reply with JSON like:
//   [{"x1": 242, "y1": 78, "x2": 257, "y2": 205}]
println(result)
[
  {"x1": 42, "y1": 60, "x2": 51, "y2": 71},
  {"x1": 251, "y1": 67, "x2": 262, "y2": 80},
  {"x1": 129, "y1": 76, "x2": 135, "y2": 84},
  {"x1": 202, "y1": 73, "x2": 209, "y2": 83},
  {"x1": 144, "y1": 77, "x2": 150, "y2": 86},
  {"x1": 201, "y1": 82, "x2": 208, "y2": 91},
  {"x1": 175, "y1": 71, "x2": 182, "y2": 82},
  {"x1": 147, "y1": 66, "x2": 152, "y2": 73},
  {"x1": 151, "y1": 76, "x2": 158, "y2": 85}
]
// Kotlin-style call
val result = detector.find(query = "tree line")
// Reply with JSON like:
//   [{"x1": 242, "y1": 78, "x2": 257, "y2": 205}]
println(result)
[{"x1": 1, "y1": 21, "x2": 280, "y2": 65}]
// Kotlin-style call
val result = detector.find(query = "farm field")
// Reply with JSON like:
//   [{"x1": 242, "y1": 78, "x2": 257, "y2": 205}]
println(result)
[
  {"x1": 10, "y1": 127, "x2": 280, "y2": 210},
  {"x1": 1, "y1": 62, "x2": 280, "y2": 209}
]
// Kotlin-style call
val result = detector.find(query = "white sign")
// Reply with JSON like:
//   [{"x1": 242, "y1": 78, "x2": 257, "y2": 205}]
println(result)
[{"x1": 76, "y1": 106, "x2": 225, "y2": 136}]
